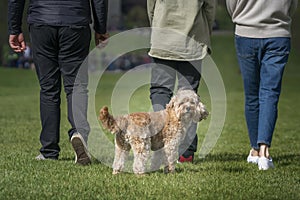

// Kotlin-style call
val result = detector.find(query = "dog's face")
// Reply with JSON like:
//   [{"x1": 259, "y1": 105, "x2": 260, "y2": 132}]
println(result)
[{"x1": 167, "y1": 90, "x2": 208, "y2": 122}]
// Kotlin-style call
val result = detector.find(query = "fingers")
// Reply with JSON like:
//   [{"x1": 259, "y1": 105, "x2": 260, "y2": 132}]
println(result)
[
  {"x1": 95, "y1": 32, "x2": 109, "y2": 47},
  {"x1": 20, "y1": 40, "x2": 26, "y2": 52},
  {"x1": 9, "y1": 34, "x2": 26, "y2": 53},
  {"x1": 9, "y1": 38, "x2": 22, "y2": 52}
]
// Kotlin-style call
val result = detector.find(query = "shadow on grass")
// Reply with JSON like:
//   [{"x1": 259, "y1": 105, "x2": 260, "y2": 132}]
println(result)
[
  {"x1": 59, "y1": 157, "x2": 74, "y2": 161},
  {"x1": 55, "y1": 153, "x2": 299, "y2": 175},
  {"x1": 275, "y1": 153, "x2": 300, "y2": 167},
  {"x1": 195, "y1": 152, "x2": 299, "y2": 163},
  {"x1": 194, "y1": 153, "x2": 247, "y2": 163}
]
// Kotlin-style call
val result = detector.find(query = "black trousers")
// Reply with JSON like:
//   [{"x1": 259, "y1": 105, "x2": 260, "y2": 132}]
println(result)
[
  {"x1": 30, "y1": 25, "x2": 91, "y2": 159},
  {"x1": 150, "y1": 58, "x2": 202, "y2": 157}
]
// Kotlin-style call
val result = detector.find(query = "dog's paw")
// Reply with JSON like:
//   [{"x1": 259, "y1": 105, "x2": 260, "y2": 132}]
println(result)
[{"x1": 112, "y1": 169, "x2": 121, "y2": 175}]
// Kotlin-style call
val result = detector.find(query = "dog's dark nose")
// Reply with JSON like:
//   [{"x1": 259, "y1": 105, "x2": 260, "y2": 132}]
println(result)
[{"x1": 186, "y1": 107, "x2": 191, "y2": 112}]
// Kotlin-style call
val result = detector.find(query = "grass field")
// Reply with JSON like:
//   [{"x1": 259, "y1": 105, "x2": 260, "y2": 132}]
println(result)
[{"x1": 1, "y1": 34, "x2": 300, "y2": 199}]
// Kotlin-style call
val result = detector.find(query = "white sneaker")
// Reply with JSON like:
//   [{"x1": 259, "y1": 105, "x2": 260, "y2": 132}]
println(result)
[
  {"x1": 258, "y1": 156, "x2": 275, "y2": 170},
  {"x1": 35, "y1": 154, "x2": 46, "y2": 160},
  {"x1": 247, "y1": 150, "x2": 259, "y2": 164},
  {"x1": 35, "y1": 154, "x2": 58, "y2": 160}
]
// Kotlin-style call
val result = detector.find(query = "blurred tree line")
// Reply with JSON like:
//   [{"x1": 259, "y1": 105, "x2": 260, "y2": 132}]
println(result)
[{"x1": 1, "y1": 0, "x2": 299, "y2": 66}]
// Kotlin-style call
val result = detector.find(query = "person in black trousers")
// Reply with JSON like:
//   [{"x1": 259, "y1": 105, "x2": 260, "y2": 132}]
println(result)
[
  {"x1": 8, "y1": 0, "x2": 109, "y2": 165},
  {"x1": 147, "y1": 0, "x2": 215, "y2": 162}
]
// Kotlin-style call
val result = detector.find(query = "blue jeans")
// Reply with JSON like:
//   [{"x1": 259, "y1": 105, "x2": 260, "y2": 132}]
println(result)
[{"x1": 235, "y1": 36, "x2": 290, "y2": 149}]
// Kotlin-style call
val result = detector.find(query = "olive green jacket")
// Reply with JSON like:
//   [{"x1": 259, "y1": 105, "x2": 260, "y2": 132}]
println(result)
[{"x1": 147, "y1": 0, "x2": 216, "y2": 61}]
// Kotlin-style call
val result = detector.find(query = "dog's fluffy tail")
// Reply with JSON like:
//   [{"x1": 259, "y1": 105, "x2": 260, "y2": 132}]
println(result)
[{"x1": 99, "y1": 106, "x2": 120, "y2": 134}]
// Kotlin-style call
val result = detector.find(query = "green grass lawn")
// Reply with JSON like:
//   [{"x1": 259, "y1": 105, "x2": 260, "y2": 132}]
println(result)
[{"x1": 1, "y1": 34, "x2": 300, "y2": 199}]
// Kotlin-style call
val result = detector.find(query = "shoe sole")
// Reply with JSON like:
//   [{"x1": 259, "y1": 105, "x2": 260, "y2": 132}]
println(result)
[{"x1": 71, "y1": 136, "x2": 91, "y2": 165}]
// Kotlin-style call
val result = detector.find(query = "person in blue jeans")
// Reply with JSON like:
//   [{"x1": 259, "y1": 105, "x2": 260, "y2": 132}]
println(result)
[{"x1": 226, "y1": 0, "x2": 298, "y2": 170}]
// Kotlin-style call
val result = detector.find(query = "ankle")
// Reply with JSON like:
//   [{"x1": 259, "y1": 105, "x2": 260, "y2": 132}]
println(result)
[
  {"x1": 251, "y1": 148, "x2": 259, "y2": 157},
  {"x1": 259, "y1": 144, "x2": 270, "y2": 158}
]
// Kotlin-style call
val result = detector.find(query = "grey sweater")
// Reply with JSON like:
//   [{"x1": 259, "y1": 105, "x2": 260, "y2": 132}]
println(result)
[{"x1": 226, "y1": 0, "x2": 298, "y2": 38}]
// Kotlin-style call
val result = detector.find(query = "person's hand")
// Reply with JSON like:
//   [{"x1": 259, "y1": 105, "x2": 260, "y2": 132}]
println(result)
[
  {"x1": 9, "y1": 33, "x2": 26, "y2": 53},
  {"x1": 95, "y1": 32, "x2": 109, "y2": 47}
]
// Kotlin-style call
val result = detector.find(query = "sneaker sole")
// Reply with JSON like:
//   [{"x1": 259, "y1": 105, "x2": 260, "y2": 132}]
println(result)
[{"x1": 71, "y1": 136, "x2": 91, "y2": 165}]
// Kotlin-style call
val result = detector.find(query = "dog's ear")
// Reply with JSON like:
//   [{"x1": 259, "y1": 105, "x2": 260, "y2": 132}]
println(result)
[
  {"x1": 166, "y1": 96, "x2": 176, "y2": 110},
  {"x1": 193, "y1": 101, "x2": 209, "y2": 122},
  {"x1": 167, "y1": 96, "x2": 183, "y2": 118},
  {"x1": 99, "y1": 106, "x2": 109, "y2": 120}
]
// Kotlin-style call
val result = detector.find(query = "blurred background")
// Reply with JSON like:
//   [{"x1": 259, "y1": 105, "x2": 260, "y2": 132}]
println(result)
[{"x1": 1, "y1": 0, "x2": 299, "y2": 69}]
